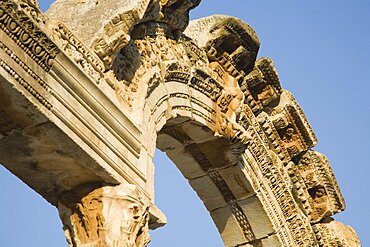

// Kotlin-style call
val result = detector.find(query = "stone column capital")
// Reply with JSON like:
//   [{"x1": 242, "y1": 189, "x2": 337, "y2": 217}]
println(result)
[{"x1": 58, "y1": 183, "x2": 153, "y2": 247}]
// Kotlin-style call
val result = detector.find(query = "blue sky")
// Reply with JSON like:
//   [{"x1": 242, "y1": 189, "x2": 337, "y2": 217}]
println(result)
[{"x1": 1, "y1": 1, "x2": 369, "y2": 246}]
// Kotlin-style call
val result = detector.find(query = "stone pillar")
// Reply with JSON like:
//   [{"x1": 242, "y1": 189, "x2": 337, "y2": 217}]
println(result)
[{"x1": 58, "y1": 183, "x2": 151, "y2": 247}]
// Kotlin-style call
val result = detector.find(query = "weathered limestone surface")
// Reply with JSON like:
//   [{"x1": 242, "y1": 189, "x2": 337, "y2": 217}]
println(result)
[
  {"x1": 0, "y1": 0, "x2": 361, "y2": 246},
  {"x1": 58, "y1": 183, "x2": 153, "y2": 247}
]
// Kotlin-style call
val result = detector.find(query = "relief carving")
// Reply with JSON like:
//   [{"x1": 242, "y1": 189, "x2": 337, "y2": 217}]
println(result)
[
  {"x1": 210, "y1": 62, "x2": 251, "y2": 145},
  {"x1": 0, "y1": 0, "x2": 59, "y2": 71},
  {"x1": 185, "y1": 15, "x2": 260, "y2": 75},
  {"x1": 46, "y1": 0, "x2": 152, "y2": 69},
  {"x1": 240, "y1": 57, "x2": 282, "y2": 113},
  {"x1": 15, "y1": 0, "x2": 45, "y2": 24},
  {"x1": 257, "y1": 90, "x2": 318, "y2": 160},
  {"x1": 0, "y1": 0, "x2": 360, "y2": 246},
  {"x1": 58, "y1": 184, "x2": 151, "y2": 247},
  {"x1": 313, "y1": 218, "x2": 361, "y2": 247},
  {"x1": 51, "y1": 22, "x2": 106, "y2": 85},
  {"x1": 293, "y1": 150, "x2": 345, "y2": 223}
]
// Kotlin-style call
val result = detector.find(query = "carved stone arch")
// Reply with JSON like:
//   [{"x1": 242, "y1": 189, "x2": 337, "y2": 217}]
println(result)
[
  {"x1": 0, "y1": 0, "x2": 361, "y2": 246},
  {"x1": 133, "y1": 13, "x2": 358, "y2": 246},
  {"x1": 147, "y1": 83, "x2": 277, "y2": 246},
  {"x1": 142, "y1": 67, "x2": 305, "y2": 246},
  {"x1": 133, "y1": 17, "x2": 282, "y2": 244}
]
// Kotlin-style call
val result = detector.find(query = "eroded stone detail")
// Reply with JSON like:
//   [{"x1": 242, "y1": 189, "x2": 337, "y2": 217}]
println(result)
[
  {"x1": 0, "y1": 0, "x2": 59, "y2": 71},
  {"x1": 293, "y1": 151, "x2": 345, "y2": 223},
  {"x1": 58, "y1": 183, "x2": 151, "y2": 247},
  {"x1": 46, "y1": 0, "x2": 152, "y2": 69},
  {"x1": 0, "y1": 0, "x2": 361, "y2": 246},
  {"x1": 51, "y1": 22, "x2": 106, "y2": 85},
  {"x1": 240, "y1": 57, "x2": 282, "y2": 114},
  {"x1": 142, "y1": 0, "x2": 201, "y2": 32},
  {"x1": 313, "y1": 218, "x2": 361, "y2": 247},
  {"x1": 0, "y1": 50, "x2": 52, "y2": 110},
  {"x1": 257, "y1": 91, "x2": 318, "y2": 161},
  {"x1": 15, "y1": 0, "x2": 45, "y2": 24}
]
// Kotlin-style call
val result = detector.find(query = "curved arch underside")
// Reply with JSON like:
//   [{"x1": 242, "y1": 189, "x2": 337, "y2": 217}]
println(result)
[{"x1": 0, "y1": 0, "x2": 361, "y2": 246}]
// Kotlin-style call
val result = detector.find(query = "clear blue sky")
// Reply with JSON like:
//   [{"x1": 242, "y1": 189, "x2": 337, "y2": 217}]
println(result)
[{"x1": 1, "y1": 1, "x2": 369, "y2": 246}]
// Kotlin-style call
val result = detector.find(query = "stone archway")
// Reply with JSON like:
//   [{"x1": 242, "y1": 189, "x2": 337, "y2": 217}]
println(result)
[
  {"x1": 0, "y1": 0, "x2": 360, "y2": 246},
  {"x1": 118, "y1": 10, "x2": 358, "y2": 246}
]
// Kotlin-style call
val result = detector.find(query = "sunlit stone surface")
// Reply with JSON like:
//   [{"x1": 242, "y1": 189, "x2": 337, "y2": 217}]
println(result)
[{"x1": 0, "y1": 0, "x2": 360, "y2": 246}]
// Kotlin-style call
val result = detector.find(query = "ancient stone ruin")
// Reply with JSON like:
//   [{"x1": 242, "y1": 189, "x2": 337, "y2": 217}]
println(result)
[{"x1": 0, "y1": 0, "x2": 361, "y2": 246}]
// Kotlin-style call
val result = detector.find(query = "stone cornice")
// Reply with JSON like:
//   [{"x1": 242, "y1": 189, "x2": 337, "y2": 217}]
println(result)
[{"x1": 0, "y1": 0, "x2": 59, "y2": 71}]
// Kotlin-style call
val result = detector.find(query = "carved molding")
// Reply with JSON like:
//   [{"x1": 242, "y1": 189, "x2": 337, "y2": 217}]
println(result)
[
  {"x1": 0, "y1": 0, "x2": 59, "y2": 71},
  {"x1": 51, "y1": 22, "x2": 106, "y2": 85},
  {"x1": 313, "y1": 218, "x2": 361, "y2": 247},
  {"x1": 293, "y1": 150, "x2": 346, "y2": 223},
  {"x1": 0, "y1": 1, "x2": 360, "y2": 246},
  {"x1": 58, "y1": 184, "x2": 151, "y2": 247},
  {"x1": 0, "y1": 46, "x2": 52, "y2": 110},
  {"x1": 0, "y1": 40, "x2": 50, "y2": 91},
  {"x1": 91, "y1": 0, "x2": 152, "y2": 69}
]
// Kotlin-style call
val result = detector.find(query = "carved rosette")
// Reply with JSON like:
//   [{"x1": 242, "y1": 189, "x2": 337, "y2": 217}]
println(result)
[{"x1": 58, "y1": 184, "x2": 150, "y2": 247}]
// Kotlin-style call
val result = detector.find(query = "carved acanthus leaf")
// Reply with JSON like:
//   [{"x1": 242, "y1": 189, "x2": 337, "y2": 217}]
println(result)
[{"x1": 58, "y1": 184, "x2": 151, "y2": 247}]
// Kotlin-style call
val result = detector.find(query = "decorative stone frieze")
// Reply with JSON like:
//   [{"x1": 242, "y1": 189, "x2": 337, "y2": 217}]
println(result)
[
  {"x1": 0, "y1": 0, "x2": 59, "y2": 71},
  {"x1": 293, "y1": 150, "x2": 346, "y2": 223},
  {"x1": 0, "y1": 0, "x2": 360, "y2": 246},
  {"x1": 313, "y1": 218, "x2": 361, "y2": 247},
  {"x1": 257, "y1": 91, "x2": 318, "y2": 161}
]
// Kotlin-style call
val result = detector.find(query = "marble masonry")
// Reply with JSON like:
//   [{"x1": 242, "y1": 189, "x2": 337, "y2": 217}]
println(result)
[{"x1": 0, "y1": 0, "x2": 360, "y2": 246}]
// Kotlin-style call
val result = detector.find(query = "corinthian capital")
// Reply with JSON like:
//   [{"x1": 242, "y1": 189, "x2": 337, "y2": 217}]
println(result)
[{"x1": 58, "y1": 183, "x2": 151, "y2": 247}]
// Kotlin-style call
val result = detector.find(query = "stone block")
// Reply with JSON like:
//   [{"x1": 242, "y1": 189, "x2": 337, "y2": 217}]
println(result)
[
  {"x1": 165, "y1": 146, "x2": 206, "y2": 180},
  {"x1": 190, "y1": 175, "x2": 227, "y2": 211},
  {"x1": 219, "y1": 165, "x2": 255, "y2": 201},
  {"x1": 210, "y1": 206, "x2": 247, "y2": 247},
  {"x1": 238, "y1": 196, "x2": 275, "y2": 239}
]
